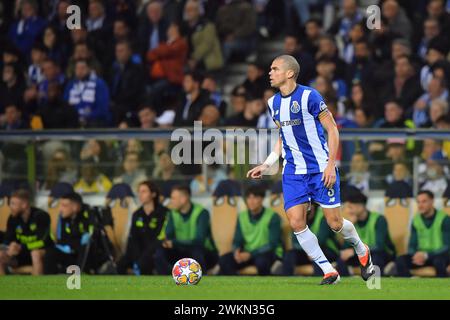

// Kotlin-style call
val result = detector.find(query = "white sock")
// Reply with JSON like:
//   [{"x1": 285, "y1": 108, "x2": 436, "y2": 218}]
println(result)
[
  {"x1": 294, "y1": 226, "x2": 335, "y2": 275},
  {"x1": 336, "y1": 219, "x2": 367, "y2": 257}
]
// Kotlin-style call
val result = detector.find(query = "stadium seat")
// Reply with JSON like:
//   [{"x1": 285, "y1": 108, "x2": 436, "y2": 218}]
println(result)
[
  {"x1": 442, "y1": 197, "x2": 450, "y2": 216},
  {"x1": 270, "y1": 181, "x2": 292, "y2": 250},
  {"x1": 384, "y1": 197, "x2": 411, "y2": 256},
  {"x1": 0, "y1": 196, "x2": 10, "y2": 234},
  {"x1": 106, "y1": 184, "x2": 135, "y2": 258},
  {"x1": 211, "y1": 180, "x2": 240, "y2": 256}
]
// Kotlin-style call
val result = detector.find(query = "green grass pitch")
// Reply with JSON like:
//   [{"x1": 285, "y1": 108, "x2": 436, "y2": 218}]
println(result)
[{"x1": 0, "y1": 276, "x2": 449, "y2": 300}]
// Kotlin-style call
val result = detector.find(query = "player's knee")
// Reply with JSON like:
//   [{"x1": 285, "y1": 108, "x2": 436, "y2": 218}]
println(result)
[{"x1": 289, "y1": 219, "x2": 307, "y2": 232}]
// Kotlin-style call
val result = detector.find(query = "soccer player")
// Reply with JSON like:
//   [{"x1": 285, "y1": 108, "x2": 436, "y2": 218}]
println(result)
[{"x1": 247, "y1": 55, "x2": 375, "y2": 284}]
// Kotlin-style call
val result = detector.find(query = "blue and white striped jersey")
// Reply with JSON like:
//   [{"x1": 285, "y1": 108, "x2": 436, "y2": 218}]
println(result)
[{"x1": 267, "y1": 84, "x2": 330, "y2": 175}]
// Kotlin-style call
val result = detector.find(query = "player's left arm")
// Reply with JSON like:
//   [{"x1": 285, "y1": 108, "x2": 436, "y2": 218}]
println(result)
[{"x1": 319, "y1": 110, "x2": 339, "y2": 188}]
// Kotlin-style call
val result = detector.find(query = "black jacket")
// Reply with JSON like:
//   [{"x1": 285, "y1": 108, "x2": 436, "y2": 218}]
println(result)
[{"x1": 173, "y1": 89, "x2": 214, "y2": 126}]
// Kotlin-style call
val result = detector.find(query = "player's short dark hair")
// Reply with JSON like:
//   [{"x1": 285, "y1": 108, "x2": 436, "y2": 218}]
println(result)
[
  {"x1": 418, "y1": 190, "x2": 434, "y2": 199},
  {"x1": 245, "y1": 184, "x2": 266, "y2": 199},
  {"x1": 345, "y1": 191, "x2": 368, "y2": 205},
  {"x1": 11, "y1": 189, "x2": 31, "y2": 203},
  {"x1": 60, "y1": 191, "x2": 83, "y2": 205},
  {"x1": 171, "y1": 185, "x2": 191, "y2": 197}
]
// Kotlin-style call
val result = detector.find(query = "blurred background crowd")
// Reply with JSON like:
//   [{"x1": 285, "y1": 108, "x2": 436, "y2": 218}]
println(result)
[{"x1": 0, "y1": 0, "x2": 450, "y2": 196}]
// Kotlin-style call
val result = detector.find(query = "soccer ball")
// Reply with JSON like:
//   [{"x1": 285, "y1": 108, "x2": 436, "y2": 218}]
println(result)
[{"x1": 172, "y1": 258, "x2": 202, "y2": 285}]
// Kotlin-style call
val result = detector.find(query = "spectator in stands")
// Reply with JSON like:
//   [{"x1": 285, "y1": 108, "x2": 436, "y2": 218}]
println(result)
[
  {"x1": 379, "y1": 55, "x2": 423, "y2": 110},
  {"x1": 0, "y1": 63, "x2": 26, "y2": 113},
  {"x1": 310, "y1": 57, "x2": 347, "y2": 102},
  {"x1": 109, "y1": 40, "x2": 145, "y2": 125},
  {"x1": 396, "y1": 190, "x2": 450, "y2": 277},
  {"x1": 215, "y1": 0, "x2": 257, "y2": 62},
  {"x1": 113, "y1": 152, "x2": 148, "y2": 192},
  {"x1": 429, "y1": 99, "x2": 449, "y2": 128},
  {"x1": 315, "y1": 35, "x2": 347, "y2": 79},
  {"x1": 426, "y1": 0, "x2": 450, "y2": 35},
  {"x1": 117, "y1": 180, "x2": 169, "y2": 275},
  {"x1": 328, "y1": 0, "x2": 364, "y2": 44},
  {"x1": 36, "y1": 58, "x2": 66, "y2": 107},
  {"x1": 74, "y1": 157, "x2": 112, "y2": 193},
  {"x1": 377, "y1": 38, "x2": 413, "y2": 85},
  {"x1": 49, "y1": 0, "x2": 71, "y2": 45},
  {"x1": 43, "y1": 148, "x2": 77, "y2": 190},
  {"x1": 183, "y1": 0, "x2": 223, "y2": 72},
  {"x1": 386, "y1": 161, "x2": 412, "y2": 187},
  {"x1": 347, "y1": 40, "x2": 376, "y2": 88},
  {"x1": 198, "y1": 104, "x2": 221, "y2": 127},
  {"x1": 8, "y1": 0, "x2": 47, "y2": 60},
  {"x1": 382, "y1": 0, "x2": 413, "y2": 40},
  {"x1": 344, "y1": 81, "x2": 376, "y2": 119},
  {"x1": 86, "y1": 0, "x2": 112, "y2": 66},
  {"x1": 146, "y1": 22, "x2": 188, "y2": 98},
  {"x1": 27, "y1": 43, "x2": 47, "y2": 86},
  {"x1": 257, "y1": 87, "x2": 278, "y2": 129},
  {"x1": 413, "y1": 76, "x2": 449, "y2": 127},
  {"x1": 420, "y1": 151, "x2": 449, "y2": 197},
  {"x1": 66, "y1": 42, "x2": 103, "y2": 79},
  {"x1": 283, "y1": 34, "x2": 315, "y2": 85},
  {"x1": 201, "y1": 74, "x2": 227, "y2": 118},
  {"x1": 345, "y1": 152, "x2": 370, "y2": 195},
  {"x1": 155, "y1": 185, "x2": 217, "y2": 274},
  {"x1": 226, "y1": 94, "x2": 264, "y2": 127},
  {"x1": 420, "y1": 39, "x2": 449, "y2": 91},
  {"x1": 37, "y1": 82, "x2": 79, "y2": 129},
  {"x1": 229, "y1": 85, "x2": 247, "y2": 116},
  {"x1": 0, "y1": 105, "x2": 29, "y2": 130},
  {"x1": 152, "y1": 150, "x2": 177, "y2": 181},
  {"x1": 283, "y1": 204, "x2": 340, "y2": 276},
  {"x1": 42, "y1": 25, "x2": 68, "y2": 69},
  {"x1": 302, "y1": 18, "x2": 323, "y2": 57},
  {"x1": 64, "y1": 59, "x2": 111, "y2": 128},
  {"x1": 242, "y1": 62, "x2": 266, "y2": 99},
  {"x1": 190, "y1": 163, "x2": 227, "y2": 195},
  {"x1": 44, "y1": 192, "x2": 114, "y2": 274},
  {"x1": 338, "y1": 191, "x2": 396, "y2": 276},
  {"x1": 173, "y1": 71, "x2": 214, "y2": 126},
  {"x1": 376, "y1": 100, "x2": 415, "y2": 130},
  {"x1": 417, "y1": 18, "x2": 441, "y2": 61},
  {"x1": 0, "y1": 189, "x2": 53, "y2": 275},
  {"x1": 435, "y1": 115, "x2": 450, "y2": 156},
  {"x1": 138, "y1": 104, "x2": 158, "y2": 129},
  {"x1": 220, "y1": 184, "x2": 282, "y2": 276},
  {"x1": 338, "y1": 21, "x2": 367, "y2": 65},
  {"x1": 138, "y1": 1, "x2": 168, "y2": 55}
]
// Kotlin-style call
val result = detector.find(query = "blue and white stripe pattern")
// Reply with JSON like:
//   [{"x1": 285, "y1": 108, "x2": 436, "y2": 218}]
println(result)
[{"x1": 268, "y1": 84, "x2": 329, "y2": 175}]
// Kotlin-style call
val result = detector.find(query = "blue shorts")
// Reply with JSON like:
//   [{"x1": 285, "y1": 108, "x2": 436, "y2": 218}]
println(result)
[{"x1": 282, "y1": 169, "x2": 341, "y2": 212}]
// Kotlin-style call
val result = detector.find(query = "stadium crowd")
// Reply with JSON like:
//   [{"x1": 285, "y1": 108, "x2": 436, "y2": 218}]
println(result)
[{"x1": 0, "y1": 1, "x2": 450, "y2": 277}]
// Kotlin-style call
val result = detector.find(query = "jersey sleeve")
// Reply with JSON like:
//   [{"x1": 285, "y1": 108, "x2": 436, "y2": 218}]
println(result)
[
  {"x1": 308, "y1": 89, "x2": 328, "y2": 119},
  {"x1": 267, "y1": 95, "x2": 278, "y2": 126}
]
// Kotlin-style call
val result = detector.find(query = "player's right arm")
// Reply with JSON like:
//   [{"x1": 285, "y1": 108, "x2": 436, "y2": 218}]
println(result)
[{"x1": 246, "y1": 137, "x2": 282, "y2": 179}]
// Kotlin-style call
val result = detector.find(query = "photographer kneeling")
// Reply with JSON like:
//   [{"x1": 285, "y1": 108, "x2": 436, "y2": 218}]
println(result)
[{"x1": 44, "y1": 192, "x2": 114, "y2": 274}]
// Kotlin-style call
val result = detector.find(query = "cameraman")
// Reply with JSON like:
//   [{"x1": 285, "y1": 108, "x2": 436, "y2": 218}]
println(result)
[
  {"x1": 44, "y1": 192, "x2": 114, "y2": 274},
  {"x1": 117, "y1": 181, "x2": 169, "y2": 275}
]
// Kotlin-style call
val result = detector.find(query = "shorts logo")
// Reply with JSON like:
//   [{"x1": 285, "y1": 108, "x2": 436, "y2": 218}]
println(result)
[
  {"x1": 327, "y1": 189, "x2": 335, "y2": 197},
  {"x1": 290, "y1": 101, "x2": 300, "y2": 113}
]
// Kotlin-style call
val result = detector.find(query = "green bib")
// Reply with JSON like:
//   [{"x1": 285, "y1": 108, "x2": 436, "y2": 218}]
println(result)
[
  {"x1": 412, "y1": 210, "x2": 446, "y2": 253},
  {"x1": 355, "y1": 212, "x2": 395, "y2": 255},
  {"x1": 171, "y1": 203, "x2": 215, "y2": 251},
  {"x1": 239, "y1": 208, "x2": 282, "y2": 257}
]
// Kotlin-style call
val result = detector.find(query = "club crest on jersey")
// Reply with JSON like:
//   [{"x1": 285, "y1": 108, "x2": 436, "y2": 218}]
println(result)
[{"x1": 290, "y1": 101, "x2": 300, "y2": 113}]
